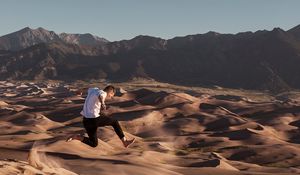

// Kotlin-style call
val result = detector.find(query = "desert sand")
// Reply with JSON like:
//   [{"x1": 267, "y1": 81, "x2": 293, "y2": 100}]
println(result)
[{"x1": 1, "y1": 80, "x2": 300, "y2": 175}]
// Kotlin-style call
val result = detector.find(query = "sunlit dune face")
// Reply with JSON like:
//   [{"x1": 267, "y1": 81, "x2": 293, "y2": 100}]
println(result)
[{"x1": 2, "y1": 80, "x2": 300, "y2": 175}]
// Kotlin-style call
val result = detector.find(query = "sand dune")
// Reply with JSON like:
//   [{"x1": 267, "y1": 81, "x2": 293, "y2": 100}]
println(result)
[{"x1": 1, "y1": 81, "x2": 300, "y2": 174}]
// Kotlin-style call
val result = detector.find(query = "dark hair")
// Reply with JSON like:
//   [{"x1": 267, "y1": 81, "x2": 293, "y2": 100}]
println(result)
[{"x1": 103, "y1": 85, "x2": 115, "y2": 93}]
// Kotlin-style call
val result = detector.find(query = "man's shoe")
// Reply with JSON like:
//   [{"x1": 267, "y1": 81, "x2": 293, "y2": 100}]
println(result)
[
  {"x1": 66, "y1": 134, "x2": 83, "y2": 142},
  {"x1": 122, "y1": 138, "x2": 135, "y2": 148}
]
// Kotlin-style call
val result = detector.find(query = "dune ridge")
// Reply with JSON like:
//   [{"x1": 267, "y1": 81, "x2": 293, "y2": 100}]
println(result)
[{"x1": 1, "y1": 81, "x2": 300, "y2": 174}]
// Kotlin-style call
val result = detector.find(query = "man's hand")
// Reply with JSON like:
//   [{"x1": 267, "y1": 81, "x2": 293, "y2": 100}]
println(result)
[
  {"x1": 101, "y1": 104, "x2": 106, "y2": 110},
  {"x1": 75, "y1": 90, "x2": 83, "y2": 96}
]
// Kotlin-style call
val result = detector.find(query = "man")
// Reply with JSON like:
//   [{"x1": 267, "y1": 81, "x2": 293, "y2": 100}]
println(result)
[{"x1": 67, "y1": 85, "x2": 135, "y2": 148}]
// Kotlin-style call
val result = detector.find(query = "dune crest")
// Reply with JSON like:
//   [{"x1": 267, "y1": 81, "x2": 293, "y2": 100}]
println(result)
[
  {"x1": 28, "y1": 141, "x2": 77, "y2": 175},
  {"x1": 1, "y1": 81, "x2": 300, "y2": 175}
]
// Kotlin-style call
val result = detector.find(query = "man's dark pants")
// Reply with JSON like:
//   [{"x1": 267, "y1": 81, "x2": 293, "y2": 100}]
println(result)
[{"x1": 82, "y1": 116, "x2": 125, "y2": 147}]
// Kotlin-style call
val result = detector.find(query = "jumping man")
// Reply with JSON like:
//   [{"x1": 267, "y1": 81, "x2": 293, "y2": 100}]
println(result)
[{"x1": 67, "y1": 85, "x2": 135, "y2": 148}]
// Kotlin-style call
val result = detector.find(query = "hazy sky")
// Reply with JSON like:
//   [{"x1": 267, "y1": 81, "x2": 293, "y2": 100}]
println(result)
[{"x1": 1, "y1": 0, "x2": 300, "y2": 41}]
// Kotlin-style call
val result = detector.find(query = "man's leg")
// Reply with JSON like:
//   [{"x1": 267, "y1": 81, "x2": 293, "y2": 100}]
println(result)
[
  {"x1": 96, "y1": 116, "x2": 125, "y2": 139},
  {"x1": 96, "y1": 116, "x2": 135, "y2": 147},
  {"x1": 82, "y1": 118, "x2": 98, "y2": 147}
]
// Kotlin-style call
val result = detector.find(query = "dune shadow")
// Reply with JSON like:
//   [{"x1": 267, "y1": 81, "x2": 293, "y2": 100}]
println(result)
[
  {"x1": 228, "y1": 149, "x2": 257, "y2": 161},
  {"x1": 187, "y1": 159, "x2": 221, "y2": 167},
  {"x1": 110, "y1": 100, "x2": 139, "y2": 108},
  {"x1": 109, "y1": 109, "x2": 152, "y2": 121},
  {"x1": 46, "y1": 152, "x2": 131, "y2": 165},
  {"x1": 210, "y1": 129, "x2": 253, "y2": 140},
  {"x1": 45, "y1": 106, "x2": 82, "y2": 122},
  {"x1": 212, "y1": 95, "x2": 245, "y2": 102}
]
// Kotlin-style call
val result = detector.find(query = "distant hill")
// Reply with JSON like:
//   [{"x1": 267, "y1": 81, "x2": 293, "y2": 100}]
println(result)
[
  {"x1": 59, "y1": 33, "x2": 108, "y2": 46},
  {"x1": 0, "y1": 27, "x2": 108, "y2": 51},
  {"x1": 1, "y1": 25, "x2": 300, "y2": 92}
]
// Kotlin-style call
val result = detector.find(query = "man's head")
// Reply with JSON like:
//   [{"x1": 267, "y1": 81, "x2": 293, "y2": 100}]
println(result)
[{"x1": 103, "y1": 85, "x2": 115, "y2": 99}]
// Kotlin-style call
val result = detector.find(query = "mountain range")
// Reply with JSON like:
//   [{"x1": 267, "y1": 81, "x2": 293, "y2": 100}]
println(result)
[
  {"x1": 0, "y1": 27, "x2": 108, "y2": 51},
  {"x1": 1, "y1": 26, "x2": 300, "y2": 93}
]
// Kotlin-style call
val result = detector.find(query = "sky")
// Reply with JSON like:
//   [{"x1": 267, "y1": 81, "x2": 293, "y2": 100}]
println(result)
[{"x1": 0, "y1": 0, "x2": 300, "y2": 41}]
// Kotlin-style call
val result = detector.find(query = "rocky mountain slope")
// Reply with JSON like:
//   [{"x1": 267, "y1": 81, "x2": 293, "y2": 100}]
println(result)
[
  {"x1": 0, "y1": 27, "x2": 108, "y2": 51},
  {"x1": 1, "y1": 25, "x2": 300, "y2": 92}
]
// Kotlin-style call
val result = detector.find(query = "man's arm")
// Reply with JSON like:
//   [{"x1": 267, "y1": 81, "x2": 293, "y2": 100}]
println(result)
[{"x1": 99, "y1": 95, "x2": 106, "y2": 110}]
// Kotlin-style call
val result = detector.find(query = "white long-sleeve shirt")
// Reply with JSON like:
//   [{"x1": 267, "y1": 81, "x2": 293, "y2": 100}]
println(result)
[{"x1": 80, "y1": 87, "x2": 107, "y2": 118}]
